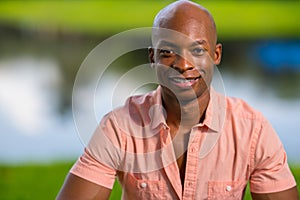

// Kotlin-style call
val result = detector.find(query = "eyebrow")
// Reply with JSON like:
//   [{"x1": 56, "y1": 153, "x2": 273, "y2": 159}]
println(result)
[
  {"x1": 157, "y1": 40, "x2": 178, "y2": 48},
  {"x1": 157, "y1": 39, "x2": 207, "y2": 48},
  {"x1": 191, "y1": 40, "x2": 208, "y2": 47}
]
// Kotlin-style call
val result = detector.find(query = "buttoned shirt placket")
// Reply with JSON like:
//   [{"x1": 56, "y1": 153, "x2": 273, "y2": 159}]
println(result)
[{"x1": 182, "y1": 127, "x2": 201, "y2": 200}]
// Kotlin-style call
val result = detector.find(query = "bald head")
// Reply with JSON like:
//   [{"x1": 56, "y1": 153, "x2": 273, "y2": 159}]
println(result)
[
  {"x1": 149, "y1": 0, "x2": 223, "y2": 103},
  {"x1": 153, "y1": 0, "x2": 217, "y2": 44}
]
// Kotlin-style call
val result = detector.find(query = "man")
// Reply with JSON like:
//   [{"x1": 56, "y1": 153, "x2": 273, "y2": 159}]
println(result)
[{"x1": 57, "y1": 1, "x2": 299, "y2": 199}]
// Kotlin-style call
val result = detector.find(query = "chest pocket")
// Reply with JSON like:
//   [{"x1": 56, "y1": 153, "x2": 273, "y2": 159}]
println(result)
[
  {"x1": 207, "y1": 180, "x2": 247, "y2": 200},
  {"x1": 122, "y1": 173, "x2": 165, "y2": 200}
]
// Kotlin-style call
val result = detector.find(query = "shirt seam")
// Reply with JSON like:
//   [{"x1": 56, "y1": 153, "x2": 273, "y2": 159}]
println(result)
[{"x1": 249, "y1": 116, "x2": 262, "y2": 175}]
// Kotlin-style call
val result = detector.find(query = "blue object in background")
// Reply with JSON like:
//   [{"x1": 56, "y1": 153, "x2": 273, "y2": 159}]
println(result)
[{"x1": 256, "y1": 40, "x2": 300, "y2": 73}]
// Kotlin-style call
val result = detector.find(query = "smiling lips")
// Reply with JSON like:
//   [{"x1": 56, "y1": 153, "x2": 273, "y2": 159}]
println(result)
[{"x1": 169, "y1": 76, "x2": 201, "y2": 88}]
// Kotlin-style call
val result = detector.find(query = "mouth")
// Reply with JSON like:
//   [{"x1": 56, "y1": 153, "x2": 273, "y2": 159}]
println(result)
[{"x1": 169, "y1": 76, "x2": 201, "y2": 88}]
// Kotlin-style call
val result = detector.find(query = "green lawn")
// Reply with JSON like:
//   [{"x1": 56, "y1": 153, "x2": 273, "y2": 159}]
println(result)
[
  {"x1": 0, "y1": 1, "x2": 299, "y2": 39},
  {"x1": 0, "y1": 162, "x2": 73, "y2": 200},
  {"x1": 0, "y1": 162, "x2": 299, "y2": 199}
]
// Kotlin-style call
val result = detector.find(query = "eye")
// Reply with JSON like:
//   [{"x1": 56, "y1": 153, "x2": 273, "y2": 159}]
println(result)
[
  {"x1": 192, "y1": 47, "x2": 205, "y2": 56},
  {"x1": 159, "y1": 49, "x2": 175, "y2": 57}
]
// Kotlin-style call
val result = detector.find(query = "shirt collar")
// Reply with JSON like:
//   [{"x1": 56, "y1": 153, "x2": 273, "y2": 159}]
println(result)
[
  {"x1": 149, "y1": 86, "x2": 167, "y2": 130},
  {"x1": 150, "y1": 86, "x2": 226, "y2": 132},
  {"x1": 202, "y1": 88, "x2": 226, "y2": 132}
]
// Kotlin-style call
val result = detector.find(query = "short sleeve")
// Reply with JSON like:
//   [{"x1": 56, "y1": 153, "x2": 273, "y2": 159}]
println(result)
[
  {"x1": 70, "y1": 112, "x2": 123, "y2": 189},
  {"x1": 250, "y1": 118, "x2": 296, "y2": 193},
  {"x1": 70, "y1": 148, "x2": 117, "y2": 189}
]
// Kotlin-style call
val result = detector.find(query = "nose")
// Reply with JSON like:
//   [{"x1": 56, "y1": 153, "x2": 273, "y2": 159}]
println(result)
[{"x1": 172, "y1": 54, "x2": 194, "y2": 73}]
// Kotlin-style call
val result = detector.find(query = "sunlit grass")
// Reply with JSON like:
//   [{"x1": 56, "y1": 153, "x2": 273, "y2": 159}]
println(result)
[
  {"x1": 0, "y1": 162, "x2": 73, "y2": 200},
  {"x1": 0, "y1": 162, "x2": 298, "y2": 199},
  {"x1": 0, "y1": 1, "x2": 299, "y2": 39}
]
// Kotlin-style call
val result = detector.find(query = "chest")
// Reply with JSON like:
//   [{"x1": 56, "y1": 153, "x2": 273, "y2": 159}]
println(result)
[
  {"x1": 168, "y1": 125, "x2": 191, "y2": 185},
  {"x1": 120, "y1": 139, "x2": 250, "y2": 200},
  {"x1": 176, "y1": 151, "x2": 187, "y2": 188}
]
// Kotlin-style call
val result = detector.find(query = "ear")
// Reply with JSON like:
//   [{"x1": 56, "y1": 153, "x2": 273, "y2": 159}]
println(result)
[
  {"x1": 214, "y1": 43, "x2": 222, "y2": 65},
  {"x1": 148, "y1": 47, "x2": 155, "y2": 68}
]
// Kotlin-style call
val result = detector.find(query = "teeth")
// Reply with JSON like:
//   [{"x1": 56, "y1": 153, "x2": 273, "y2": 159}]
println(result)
[{"x1": 173, "y1": 78, "x2": 196, "y2": 83}]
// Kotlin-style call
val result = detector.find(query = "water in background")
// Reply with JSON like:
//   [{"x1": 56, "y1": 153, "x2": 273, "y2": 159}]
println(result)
[{"x1": 0, "y1": 33, "x2": 299, "y2": 164}]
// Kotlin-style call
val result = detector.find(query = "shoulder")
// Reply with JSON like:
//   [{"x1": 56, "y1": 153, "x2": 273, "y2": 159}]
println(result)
[
  {"x1": 100, "y1": 89, "x2": 160, "y2": 130},
  {"x1": 224, "y1": 95, "x2": 265, "y2": 121},
  {"x1": 125, "y1": 89, "x2": 159, "y2": 108},
  {"x1": 221, "y1": 95, "x2": 270, "y2": 143},
  {"x1": 110, "y1": 89, "x2": 158, "y2": 116}
]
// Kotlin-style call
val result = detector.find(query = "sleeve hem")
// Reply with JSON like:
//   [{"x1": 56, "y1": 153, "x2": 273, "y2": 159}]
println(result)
[
  {"x1": 70, "y1": 166, "x2": 116, "y2": 189},
  {"x1": 250, "y1": 178, "x2": 296, "y2": 194}
]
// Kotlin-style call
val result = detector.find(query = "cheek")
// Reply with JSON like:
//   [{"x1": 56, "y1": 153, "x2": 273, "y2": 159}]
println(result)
[
  {"x1": 155, "y1": 65, "x2": 168, "y2": 82},
  {"x1": 156, "y1": 57, "x2": 174, "y2": 67},
  {"x1": 195, "y1": 57, "x2": 215, "y2": 86},
  {"x1": 196, "y1": 56, "x2": 214, "y2": 74}
]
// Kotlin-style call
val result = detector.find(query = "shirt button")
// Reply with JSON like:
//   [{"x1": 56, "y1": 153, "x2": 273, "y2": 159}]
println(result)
[
  {"x1": 226, "y1": 185, "x2": 232, "y2": 191},
  {"x1": 140, "y1": 182, "x2": 147, "y2": 188}
]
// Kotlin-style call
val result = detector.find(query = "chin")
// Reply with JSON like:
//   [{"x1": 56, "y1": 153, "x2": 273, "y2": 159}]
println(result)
[{"x1": 163, "y1": 85, "x2": 204, "y2": 102}]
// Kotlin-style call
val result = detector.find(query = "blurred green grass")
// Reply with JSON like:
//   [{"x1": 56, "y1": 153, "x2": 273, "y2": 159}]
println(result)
[
  {"x1": 0, "y1": 162, "x2": 74, "y2": 200},
  {"x1": 0, "y1": 162, "x2": 299, "y2": 200},
  {"x1": 0, "y1": 1, "x2": 299, "y2": 39}
]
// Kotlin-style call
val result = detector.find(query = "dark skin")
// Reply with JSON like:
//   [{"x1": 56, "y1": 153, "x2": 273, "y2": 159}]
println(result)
[
  {"x1": 149, "y1": 2, "x2": 221, "y2": 185},
  {"x1": 56, "y1": 173, "x2": 111, "y2": 200},
  {"x1": 57, "y1": 1, "x2": 299, "y2": 199}
]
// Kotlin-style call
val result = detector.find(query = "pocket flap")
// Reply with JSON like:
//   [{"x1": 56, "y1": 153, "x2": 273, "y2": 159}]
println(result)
[{"x1": 208, "y1": 180, "x2": 247, "y2": 200}]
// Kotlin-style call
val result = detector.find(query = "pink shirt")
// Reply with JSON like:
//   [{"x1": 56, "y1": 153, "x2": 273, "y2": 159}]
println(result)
[{"x1": 71, "y1": 87, "x2": 296, "y2": 200}]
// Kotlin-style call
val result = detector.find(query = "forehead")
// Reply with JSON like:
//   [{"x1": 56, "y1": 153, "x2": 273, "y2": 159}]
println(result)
[{"x1": 152, "y1": 21, "x2": 210, "y2": 48}]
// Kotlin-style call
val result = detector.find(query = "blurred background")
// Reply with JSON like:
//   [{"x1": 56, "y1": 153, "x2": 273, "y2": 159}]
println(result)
[{"x1": 0, "y1": 1, "x2": 299, "y2": 199}]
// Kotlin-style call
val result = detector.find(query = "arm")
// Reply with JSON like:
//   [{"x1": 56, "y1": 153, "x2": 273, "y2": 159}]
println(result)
[
  {"x1": 57, "y1": 114, "x2": 122, "y2": 200},
  {"x1": 250, "y1": 118, "x2": 298, "y2": 199},
  {"x1": 56, "y1": 173, "x2": 112, "y2": 200},
  {"x1": 251, "y1": 186, "x2": 299, "y2": 200}
]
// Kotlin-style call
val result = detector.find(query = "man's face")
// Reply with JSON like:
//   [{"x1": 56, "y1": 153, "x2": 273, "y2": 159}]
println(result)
[{"x1": 150, "y1": 16, "x2": 221, "y2": 102}]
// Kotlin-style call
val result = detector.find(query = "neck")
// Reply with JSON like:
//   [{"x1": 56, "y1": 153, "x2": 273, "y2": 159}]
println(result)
[{"x1": 162, "y1": 88, "x2": 210, "y2": 130}]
